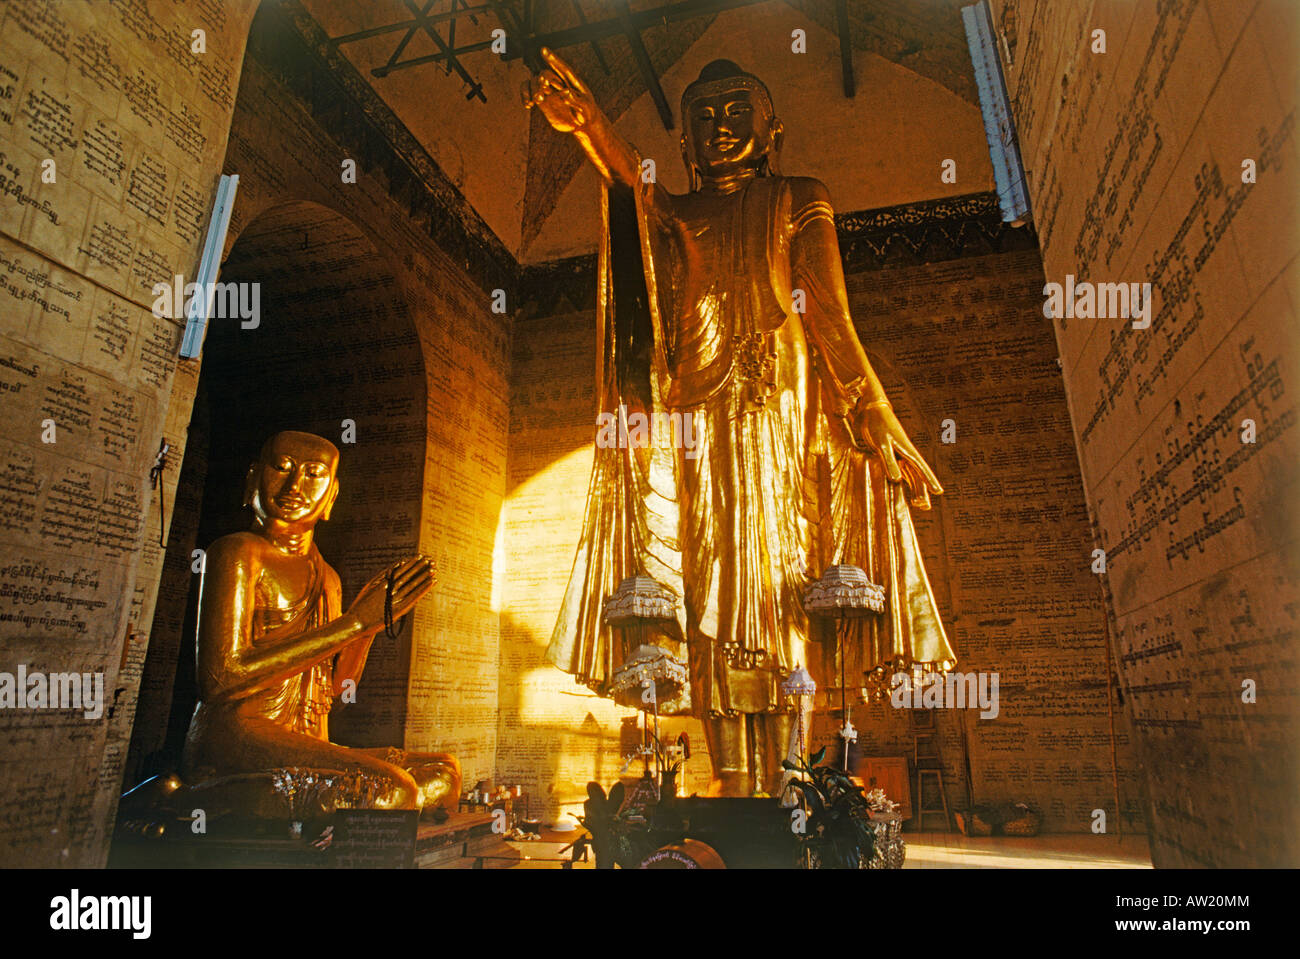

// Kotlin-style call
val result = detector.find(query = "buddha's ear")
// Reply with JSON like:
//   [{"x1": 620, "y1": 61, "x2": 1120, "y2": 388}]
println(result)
[
  {"x1": 241, "y1": 464, "x2": 259, "y2": 510},
  {"x1": 680, "y1": 135, "x2": 701, "y2": 192},
  {"x1": 764, "y1": 117, "x2": 785, "y2": 176},
  {"x1": 322, "y1": 478, "x2": 340, "y2": 522},
  {"x1": 770, "y1": 117, "x2": 784, "y2": 153}
]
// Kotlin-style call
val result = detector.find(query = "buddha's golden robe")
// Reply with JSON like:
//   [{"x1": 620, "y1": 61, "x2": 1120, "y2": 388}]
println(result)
[{"x1": 548, "y1": 172, "x2": 955, "y2": 715}]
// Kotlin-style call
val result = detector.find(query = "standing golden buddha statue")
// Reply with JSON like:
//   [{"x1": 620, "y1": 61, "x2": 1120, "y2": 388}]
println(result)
[{"x1": 530, "y1": 52, "x2": 956, "y2": 797}]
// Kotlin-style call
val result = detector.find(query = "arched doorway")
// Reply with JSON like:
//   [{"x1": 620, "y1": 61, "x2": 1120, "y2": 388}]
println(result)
[{"x1": 123, "y1": 201, "x2": 427, "y2": 788}]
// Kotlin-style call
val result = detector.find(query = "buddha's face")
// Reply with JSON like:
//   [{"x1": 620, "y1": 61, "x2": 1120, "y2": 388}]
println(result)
[
  {"x1": 684, "y1": 86, "x2": 776, "y2": 178},
  {"x1": 247, "y1": 431, "x2": 339, "y2": 527}
]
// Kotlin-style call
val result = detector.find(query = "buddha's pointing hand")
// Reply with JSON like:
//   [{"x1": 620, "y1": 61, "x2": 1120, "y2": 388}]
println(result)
[
  {"x1": 854, "y1": 401, "x2": 943, "y2": 510},
  {"x1": 523, "y1": 47, "x2": 596, "y2": 133},
  {"x1": 348, "y1": 556, "x2": 436, "y2": 635}
]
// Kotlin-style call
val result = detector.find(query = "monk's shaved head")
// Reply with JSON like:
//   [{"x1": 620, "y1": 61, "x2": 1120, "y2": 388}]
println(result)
[
  {"x1": 245, "y1": 431, "x2": 341, "y2": 528},
  {"x1": 260, "y1": 430, "x2": 340, "y2": 473}
]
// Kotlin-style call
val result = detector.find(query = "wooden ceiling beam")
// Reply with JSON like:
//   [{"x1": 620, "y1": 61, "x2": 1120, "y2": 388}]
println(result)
[
  {"x1": 486, "y1": 0, "x2": 542, "y2": 71},
  {"x1": 387, "y1": 0, "x2": 486, "y2": 100},
  {"x1": 376, "y1": 0, "x2": 436, "y2": 76},
  {"x1": 616, "y1": 1, "x2": 674, "y2": 129},
  {"x1": 501, "y1": 0, "x2": 769, "y2": 60},
  {"x1": 570, "y1": 0, "x2": 612, "y2": 76},
  {"x1": 369, "y1": 39, "x2": 498, "y2": 76},
  {"x1": 331, "y1": 3, "x2": 494, "y2": 45},
  {"x1": 836, "y1": 0, "x2": 855, "y2": 98}
]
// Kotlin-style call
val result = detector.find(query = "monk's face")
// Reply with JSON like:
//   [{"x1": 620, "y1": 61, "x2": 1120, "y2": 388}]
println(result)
[
  {"x1": 248, "y1": 432, "x2": 339, "y2": 527},
  {"x1": 684, "y1": 86, "x2": 775, "y2": 178}
]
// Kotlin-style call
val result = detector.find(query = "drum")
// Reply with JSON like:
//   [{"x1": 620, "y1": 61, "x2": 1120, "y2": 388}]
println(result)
[{"x1": 638, "y1": 838, "x2": 726, "y2": 869}]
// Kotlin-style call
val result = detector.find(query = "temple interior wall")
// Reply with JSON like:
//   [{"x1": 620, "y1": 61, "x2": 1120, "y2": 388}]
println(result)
[
  {"x1": 993, "y1": 0, "x2": 1300, "y2": 866},
  {"x1": 0, "y1": 0, "x2": 259, "y2": 868}
]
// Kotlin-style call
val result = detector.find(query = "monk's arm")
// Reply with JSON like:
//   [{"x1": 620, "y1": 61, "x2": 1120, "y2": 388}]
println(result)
[
  {"x1": 789, "y1": 178, "x2": 891, "y2": 415},
  {"x1": 332, "y1": 572, "x2": 374, "y2": 695},
  {"x1": 196, "y1": 537, "x2": 373, "y2": 703}
]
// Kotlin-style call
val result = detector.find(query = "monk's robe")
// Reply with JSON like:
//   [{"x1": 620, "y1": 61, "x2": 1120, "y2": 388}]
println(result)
[
  {"x1": 547, "y1": 169, "x2": 956, "y2": 717},
  {"x1": 183, "y1": 548, "x2": 336, "y2": 782}
]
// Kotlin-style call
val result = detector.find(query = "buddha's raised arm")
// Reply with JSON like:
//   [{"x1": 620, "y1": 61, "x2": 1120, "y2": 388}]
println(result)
[{"x1": 525, "y1": 47, "x2": 642, "y2": 190}]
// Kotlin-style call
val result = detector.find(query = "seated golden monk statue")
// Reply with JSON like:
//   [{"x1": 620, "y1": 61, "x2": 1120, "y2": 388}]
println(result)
[{"x1": 124, "y1": 431, "x2": 459, "y2": 828}]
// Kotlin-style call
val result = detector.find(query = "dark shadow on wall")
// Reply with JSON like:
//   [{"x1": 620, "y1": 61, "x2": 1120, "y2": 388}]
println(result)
[{"x1": 122, "y1": 201, "x2": 427, "y2": 789}]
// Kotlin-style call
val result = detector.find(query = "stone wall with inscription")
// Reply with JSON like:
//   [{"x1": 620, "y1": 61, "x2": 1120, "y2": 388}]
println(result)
[
  {"x1": 994, "y1": 0, "x2": 1299, "y2": 865},
  {"x1": 501, "y1": 193, "x2": 1144, "y2": 832},
  {"x1": 124, "y1": 4, "x2": 514, "y2": 799},
  {"x1": 0, "y1": 0, "x2": 259, "y2": 867}
]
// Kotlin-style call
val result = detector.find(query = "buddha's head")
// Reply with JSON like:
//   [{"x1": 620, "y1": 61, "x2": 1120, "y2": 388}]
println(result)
[
  {"x1": 680, "y1": 60, "x2": 783, "y2": 188},
  {"x1": 244, "y1": 430, "x2": 340, "y2": 530}
]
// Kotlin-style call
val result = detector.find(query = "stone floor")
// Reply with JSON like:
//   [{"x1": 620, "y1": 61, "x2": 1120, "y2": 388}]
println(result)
[
  {"x1": 504, "y1": 830, "x2": 1153, "y2": 869},
  {"x1": 901, "y1": 832, "x2": 1152, "y2": 868}
]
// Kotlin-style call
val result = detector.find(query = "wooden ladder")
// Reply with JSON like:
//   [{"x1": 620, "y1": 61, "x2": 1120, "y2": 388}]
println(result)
[{"x1": 911, "y1": 710, "x2": 951, "y2": 831}]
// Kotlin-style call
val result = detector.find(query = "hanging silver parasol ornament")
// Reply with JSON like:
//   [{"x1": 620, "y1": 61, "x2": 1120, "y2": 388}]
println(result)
[
  {"x1": 604, "y1": 576, "x2": 686, "y2": 785},
  {"x1": 608, "y1": 643, "x2": 688, "y2": 709},
  {"x1": 779, "y1": 665, "x2": 818, "y2": 697},
  {"x1": 608, "y1": 644, "x2": 686, "y2": 786},
  {"x1": 805, "y1": 565, "x2": 885, "y2": 770},
  {"x1": 603, "y1": 575, "x2": 684, "y2": 708},
  {"x1": 602, "y1": 575, "x2": 679, "y2": 626},
  {"x1": 779, "y1": 665, "x2": 818, "y2": 809},
  {"x1": 803, "y1": 564, "x2": 885, "y2": 618}
]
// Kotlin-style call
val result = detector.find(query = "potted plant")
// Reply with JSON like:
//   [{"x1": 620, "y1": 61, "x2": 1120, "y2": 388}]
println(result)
[{"x1": 782, "y1": 748, "x2": 876, "y2": 869}]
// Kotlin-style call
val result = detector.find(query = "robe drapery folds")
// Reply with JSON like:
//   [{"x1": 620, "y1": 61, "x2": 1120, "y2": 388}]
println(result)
[
  {"x1": 546, "y1": 171, "x2": 955, "y2": 717},
  {"x1": 250, "y1": 550, "x2": 336, "y2": 739}
]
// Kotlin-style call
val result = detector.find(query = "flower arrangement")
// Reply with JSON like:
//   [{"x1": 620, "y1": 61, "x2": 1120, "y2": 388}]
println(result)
[{"x1": 863, "y1": 787, "x2": 900, "y2": 816}]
